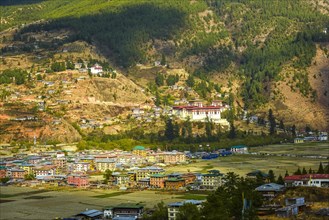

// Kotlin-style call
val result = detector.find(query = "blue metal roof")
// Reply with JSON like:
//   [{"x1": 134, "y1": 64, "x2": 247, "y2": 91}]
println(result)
[
  {"x1": 76, "y1": 209, "x2": 103, "y2": 217},
  {"x1": 168, "y1": 200, "x2": 204, "y2": 207},
  {"x1": 255, "y1": 183, "x2": 284, "y2": 192}
]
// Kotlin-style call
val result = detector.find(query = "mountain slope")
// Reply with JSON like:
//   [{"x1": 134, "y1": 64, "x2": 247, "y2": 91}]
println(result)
[{"x1": 1, "y1": 0, "x2": 329, "y2": 134}]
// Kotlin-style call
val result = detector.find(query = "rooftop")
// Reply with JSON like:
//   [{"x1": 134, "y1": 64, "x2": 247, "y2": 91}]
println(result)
[
  {"x1": 255, "y1": 183, "x2": 285, "y2": 192},
  {"x1": 168, "y1": 200, "x2": 204, "y2": 207},
  {"x1": 133, "y1": 146, "x2": 145, "y2": 150}
]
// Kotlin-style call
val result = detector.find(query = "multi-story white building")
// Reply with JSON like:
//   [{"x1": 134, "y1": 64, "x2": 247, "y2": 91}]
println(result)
[
  {"x1": 73, "y1": 162, "x2": 90, "y2": 173},
  {"x1": 95, "y1": 158, "x2": 116, "y2": 172},
  {"x1": 172, "y1": 100, "x2": 229, "y2": 125}
]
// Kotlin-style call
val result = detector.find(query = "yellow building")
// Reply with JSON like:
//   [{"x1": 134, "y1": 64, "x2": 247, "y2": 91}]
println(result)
[
  {"x1": 132, "y1": 146, "x2": 147, "y2": 157},
  {"x1": 20, "y1": 164, "x2": 35, "y2": 175}
]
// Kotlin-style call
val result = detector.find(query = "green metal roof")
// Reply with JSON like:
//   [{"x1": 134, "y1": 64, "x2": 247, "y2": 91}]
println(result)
[
  {"x1": 114, "y1": 203, "x2": 144, "y2": 209},
  {"x1": 133, "y1": 146, "x2": 145, "y2": 150},
  {"x1": 150, "y1": 174, "x2": 166, "y2": 178}
]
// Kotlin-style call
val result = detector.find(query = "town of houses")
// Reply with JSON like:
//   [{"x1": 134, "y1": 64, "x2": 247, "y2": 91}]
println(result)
[{"x1": 1, "y1": 145, "x2": 328, "y2": 191}]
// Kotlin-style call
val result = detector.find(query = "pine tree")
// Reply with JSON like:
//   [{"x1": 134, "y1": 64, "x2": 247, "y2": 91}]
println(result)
[
  {"x1": 294, "y1": 167, "x2": 302, "y2": 175},
  {"x1": 277, "y1": 174, "x2": 284, "y2": 185},
  {"x1": 308, "y1": 167, "x2": 313, "y2": 174},
  {"x1": 268, "y1": 170, "x2": 275, "y2": 182},
  {"x1": 302, "y1": 167, "x2": 307, "y2": 174},
  {"x1": 284, "y1": 170, "x2": 289, "y2": 177},
  {"x1": 268, "y1": 109, "x2": 276, "y2": 135},
  {"x1": 164, "y1": 118, "x2": 174, "y2": 141},
  {"x1": 317, "y1": 162, "x2": 324, "y2": 174}
]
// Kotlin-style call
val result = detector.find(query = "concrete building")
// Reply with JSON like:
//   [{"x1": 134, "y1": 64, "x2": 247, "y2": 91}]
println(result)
[{"x1": 168, "y1": 200, "x2": 204, "y2": 220}]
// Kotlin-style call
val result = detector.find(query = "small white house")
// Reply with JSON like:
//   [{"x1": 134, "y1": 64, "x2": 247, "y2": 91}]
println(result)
[
  {"x1": 90, "y1": 64, "x2": 103, "y2": 75},
  {"x1": 230, "y1": 145, "x2": 248, "y2": 154}
]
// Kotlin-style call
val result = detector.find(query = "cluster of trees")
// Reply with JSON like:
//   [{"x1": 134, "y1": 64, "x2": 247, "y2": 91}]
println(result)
[
  {"x1": 292, "y1": 162, "x2": 329, "y2": 175},
  {"x1": 206, "y1": 0, "x2": 329, "y2": 107},
  {"x1": 0, "y1": 69, "x2": 28, "y2": 85},
  {"x1": 144, "y1": 172, "x2": 262, "y2": 220},
  {"x1": 155, "y1": 73, "x2": 179, "y2": 87}
]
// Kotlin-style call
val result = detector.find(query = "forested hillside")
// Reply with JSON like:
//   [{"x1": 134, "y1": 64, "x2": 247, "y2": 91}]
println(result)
[{"x1": 1, "y1": 0, "x2": 328, "y2": 127}]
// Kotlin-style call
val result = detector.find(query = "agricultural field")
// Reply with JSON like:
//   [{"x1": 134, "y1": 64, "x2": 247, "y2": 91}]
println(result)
[
  {"x1": 167, "y1": 142, "x2": 329, "y2": 176},
  {"x1": 0, "y1": 186, "x2": 199, "y2": 219}
]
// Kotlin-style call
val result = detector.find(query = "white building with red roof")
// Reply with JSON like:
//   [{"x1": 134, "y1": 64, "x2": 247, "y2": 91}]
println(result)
[
  {"x1": 90, "y1": 63, "x2": 103, "y2": 75},
  {"x1": 284, "y1": 174, "x2": 329, "y2": 188},
  {"x1": 172, "y1": 100, "x2": 229, "y2": 125}
]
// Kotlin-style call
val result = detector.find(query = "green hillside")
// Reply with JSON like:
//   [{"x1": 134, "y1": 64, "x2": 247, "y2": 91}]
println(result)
[{"x1": 1, "y1": 0, "x2": 329, "y2": 107}]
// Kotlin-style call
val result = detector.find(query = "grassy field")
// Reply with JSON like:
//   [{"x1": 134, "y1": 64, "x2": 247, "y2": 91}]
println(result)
[
  {"x1": 249, "y1": 142, "x2": 329, "y2": 157},
  {"x1": 166, "y1": 142, "x2": 328, "y2": 176},
  {"x1": 0, "y1": 186, "x2": 201, "y2": 219}
]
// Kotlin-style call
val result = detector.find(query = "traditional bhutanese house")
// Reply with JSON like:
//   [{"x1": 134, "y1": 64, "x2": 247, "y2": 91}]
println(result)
[
  {"x1": 113, "y1": 173, "x2": 130, "y2": 186},
  {"x1": 95, "y1": 158, "x2": 116, "y2": 172},
  {"x1": 150, "y1": 174, "x2": 168, "y2": 189},
  {"x1": 67, "y1": 174, "x2": 89, "y2": 188},
  {"x1": 111, "y1": 203, "x2": 144, "y2": 219},
  {"x1": 168, "y1": 200, "x2": 204, "y2": 220},
  {"x1": 201, "y1": 170, "x2": 224, "y2": 190},
  {"x1": 284, "y1": 174, "x2": 329, "y2": 187},
  {"x1": 75, "y1": 209, "x2": 103, "y2": 220},
  {"x1": 73, "y1": 162, "x2": 90, "y2": 173},
  {"x1": 138, "y1": 178, "x2": 150, "y2": 188},
  {"x1": 135, "y1": 166, "x2": 164, "y2": 181},
  {"x1": 0, "y1": 166, "x2": 7, "y2": 178},
  {"x1": 163, "y1": 151, "x2": 186, "y2": 164},
  {"x1": 33, "y1": 165, "x2": 57, "y2": 177},
  {"x1": 10, "y1": 168, "x2": 26, "y2": 179},
  {"x1": 165, "y1": 178, "x2": 185, "y2": 190},
  {"x1": 172, "y1": 105, "x2": 223, "y2": 123},
  {"x1": 20, "y1": 164, "x2": 35, "y2": 175},
  {"x1": 52, "y1": 158, "x2": 67, "y2": 169},
  {"x1": 90, "y1": 63, "x2": 103, "y2": 75},
  {"x1": 255, "y1": 183, "x2": 285, "y2": 201},
  {"x1": 181, "y1": 172, "x2": 196, "y2": 185},
  {"x1": 246, "y1": 170, "x2": 269, "y2": 182},
  {"x1": 26, "y1": 156, "x2": 42, "y2": 165},
  {"x1": 132, "y1": 146, "x2": 147, "y2": 157},
  {"x1": 80, "y1": 156, "x2": 95, "y2": 170}
]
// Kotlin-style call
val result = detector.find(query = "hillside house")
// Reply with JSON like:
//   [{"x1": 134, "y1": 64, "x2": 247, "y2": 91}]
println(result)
[
  {"x1": 168, "y1": 200, "x2": 204, "y2": 220},
  {"x1": 284, "y1": 174, "x2": 329, "y2": 187},
  {"x1": 172, "y1": 100, "x2": 229, "y2": 124},
  {"x1": 90, "y1": 64, "x2": 103, "y2": 75},
  {"x1": 255, "y1": 183, "x2": 285, "y2": 201}
]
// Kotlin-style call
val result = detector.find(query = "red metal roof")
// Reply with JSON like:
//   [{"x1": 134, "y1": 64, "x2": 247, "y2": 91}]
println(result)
[
  {"x1": 284, "y1": 174, "x2": 329, "y2": 181},
  {"x1": 173, "y1": 106, "x2": 222, "y2": 110}
]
